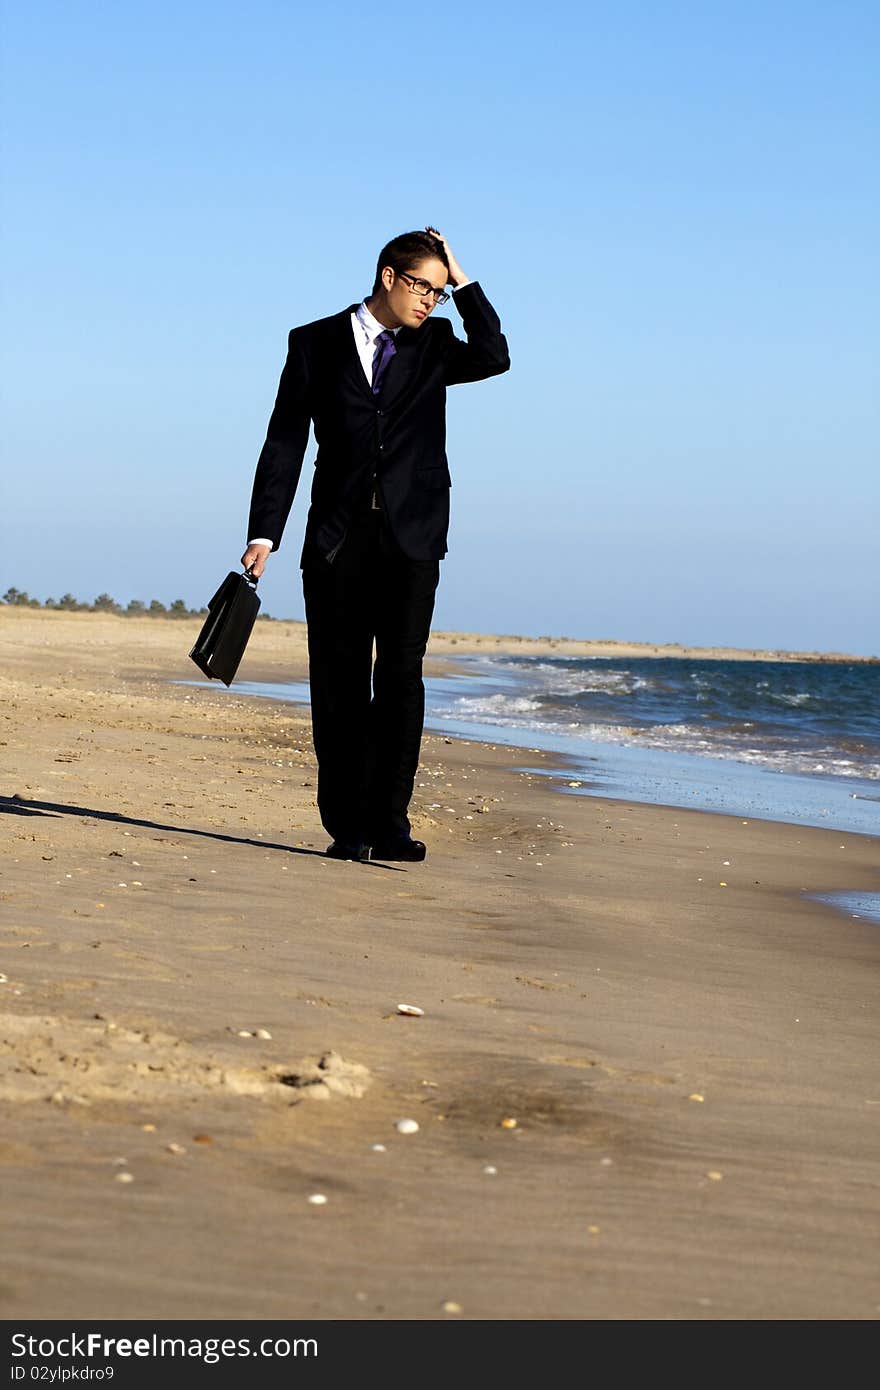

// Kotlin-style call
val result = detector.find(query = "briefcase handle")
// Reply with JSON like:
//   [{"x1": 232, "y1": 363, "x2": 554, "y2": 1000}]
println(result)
[{"x1": 242, "y1": 564, "x2": 259, "y2": 586}]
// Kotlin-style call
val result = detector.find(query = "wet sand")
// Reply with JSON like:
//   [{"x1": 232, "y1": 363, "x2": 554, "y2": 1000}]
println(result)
[{"x1": 1, "y1": 609, "x2": 879, "y2": 1320}]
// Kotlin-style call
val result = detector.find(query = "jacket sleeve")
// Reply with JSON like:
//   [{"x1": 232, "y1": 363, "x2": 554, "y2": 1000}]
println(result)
[
  {"x1": 442, "y1": 282, "x2": 511, "y2": 386},
  {"x1": 246, "y1": 328, "x2": 312, "y2": 552}
]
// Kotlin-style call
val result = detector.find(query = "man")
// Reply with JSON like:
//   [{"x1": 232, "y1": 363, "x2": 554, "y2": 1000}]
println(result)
[{"x1": 241, "y1": 227, "x2": 510, "y2": 863}]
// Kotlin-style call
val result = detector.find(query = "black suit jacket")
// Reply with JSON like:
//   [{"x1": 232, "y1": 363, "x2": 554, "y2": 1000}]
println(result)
[{"x1": 247, "y1": 282, "x2": 510, "y2": 565}]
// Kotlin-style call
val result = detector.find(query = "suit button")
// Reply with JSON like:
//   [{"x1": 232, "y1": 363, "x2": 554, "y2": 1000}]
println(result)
[
  {"x1": 378, "y1": 444, "x2": 384, "y2": 451},
  {"x1": 376, "y1": 409, "x2": 383, "y2": 416}
]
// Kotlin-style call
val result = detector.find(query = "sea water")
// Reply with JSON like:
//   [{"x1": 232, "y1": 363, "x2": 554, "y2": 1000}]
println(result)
[
  {"x1": 194, "y1": 652, "x2": 880, "y2": 918},
  {"x1": 230, "y1": 653, "x2": 879, "y2": 839}
]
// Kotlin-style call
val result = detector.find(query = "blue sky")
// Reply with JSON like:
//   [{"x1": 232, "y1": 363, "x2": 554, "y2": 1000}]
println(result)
[{"x1": 2, "y1": 1, "x2": 878, "y2": 654}]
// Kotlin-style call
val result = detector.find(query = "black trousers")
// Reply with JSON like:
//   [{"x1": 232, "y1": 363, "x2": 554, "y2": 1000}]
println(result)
[{"x1": 301, "y1": 505, "x2": 441, "y2": 845}]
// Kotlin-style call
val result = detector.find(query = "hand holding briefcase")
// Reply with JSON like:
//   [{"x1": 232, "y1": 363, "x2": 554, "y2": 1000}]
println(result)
[{"x1": 189, "y1": 568, "x2": 260, "y2": 687}]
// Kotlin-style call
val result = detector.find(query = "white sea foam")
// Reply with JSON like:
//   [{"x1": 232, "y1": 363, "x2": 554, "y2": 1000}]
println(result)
[
  {"x1": 577, "y1": 673, "x2": 652, "y2": 694},
  {"x1": 501, "y1": 661, "x2": 652, "y2": 696},
  {"x1": 434, "y1": 694, "x2": 880, "y2": 779},
  {"x1": 451, "y1": 694, "x2": 541, "y2": 716}
]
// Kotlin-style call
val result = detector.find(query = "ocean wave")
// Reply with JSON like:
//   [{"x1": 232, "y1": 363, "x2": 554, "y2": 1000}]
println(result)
[
  {"x1": 436, "y1": 653, "x2": 880, "y2": 782},
  {"x1": 573, "y1": 673, "x2": 652, "y2": 694},
  {"x1": 446, "y1": 693, "x2": 542, "y2": 717},
  {"x1": 497, "y1": 659, "x2": 653, "y2": 696},
  {"x1": 432, "y1": 695, "x2": 880, "y2": 779},
  {"x1": 769, "y1": 692, "x2": 814, "y2": 706}
]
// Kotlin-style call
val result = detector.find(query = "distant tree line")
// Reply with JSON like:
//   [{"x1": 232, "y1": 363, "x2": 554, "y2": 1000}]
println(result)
[{"x1": 1, "y1": 588, "x2": 275, "y2": 620}]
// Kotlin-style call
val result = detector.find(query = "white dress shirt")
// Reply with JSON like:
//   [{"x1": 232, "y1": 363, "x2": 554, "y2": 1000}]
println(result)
[
  {"x1": 247, "y1": 284, "x2": 472, "y2": 550},
  {"x1": 351, "y1": 297, "x2": 402, "y2": 384}
]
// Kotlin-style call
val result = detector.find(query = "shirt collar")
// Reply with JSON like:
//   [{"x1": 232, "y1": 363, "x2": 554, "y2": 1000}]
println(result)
[{"x1": 356, "y1": 300, "x2": 401, "y2": 342}]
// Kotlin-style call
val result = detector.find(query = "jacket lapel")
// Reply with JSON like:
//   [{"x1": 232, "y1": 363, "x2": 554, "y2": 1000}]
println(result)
[{"x1": 332, "y1": 305, "x2": 375, "y2": 402}]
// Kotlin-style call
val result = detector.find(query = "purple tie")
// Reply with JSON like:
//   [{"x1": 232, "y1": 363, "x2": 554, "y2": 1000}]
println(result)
[{"x1": 372, "y1": 329, "x2": 397, "y2": 394}]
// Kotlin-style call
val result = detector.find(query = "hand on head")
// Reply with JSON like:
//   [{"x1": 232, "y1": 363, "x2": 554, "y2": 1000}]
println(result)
[{"x1": 424, "y1": 226, "x2": 468, "y2": 289}]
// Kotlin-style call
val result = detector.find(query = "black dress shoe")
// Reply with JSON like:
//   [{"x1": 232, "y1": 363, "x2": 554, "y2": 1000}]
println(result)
[
  {"x1": 325, "y1": 840, "x2": 371, "y2": 863},
  {"x1": 369, "y1": 836, "x2": 427, "y2": 862}
]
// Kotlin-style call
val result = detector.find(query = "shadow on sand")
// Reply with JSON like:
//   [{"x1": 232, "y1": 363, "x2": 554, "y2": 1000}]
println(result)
[{"x1": 0, "y1": 795, "x2": 402, "y2": 869}]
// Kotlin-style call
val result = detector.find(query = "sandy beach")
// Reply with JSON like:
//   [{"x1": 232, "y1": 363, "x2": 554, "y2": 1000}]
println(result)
[{"x1": 1, "y1": 608, "x2": 879, "y2": 1321}]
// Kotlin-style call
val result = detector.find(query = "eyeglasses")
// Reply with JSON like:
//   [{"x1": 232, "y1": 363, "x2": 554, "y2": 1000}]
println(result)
[{"x1": 396, "y1": 271, "x2": 450, "y2": 305}]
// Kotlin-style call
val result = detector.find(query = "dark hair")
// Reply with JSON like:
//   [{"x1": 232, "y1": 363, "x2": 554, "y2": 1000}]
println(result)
[{"x1": 372, "y1": 230, "x2": 449, "y2": 295}]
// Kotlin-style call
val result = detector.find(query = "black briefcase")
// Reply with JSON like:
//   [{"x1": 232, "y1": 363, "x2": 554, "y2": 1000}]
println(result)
[{"x1": 189, "y1": 569, "x2": 261, "y2": 687}]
